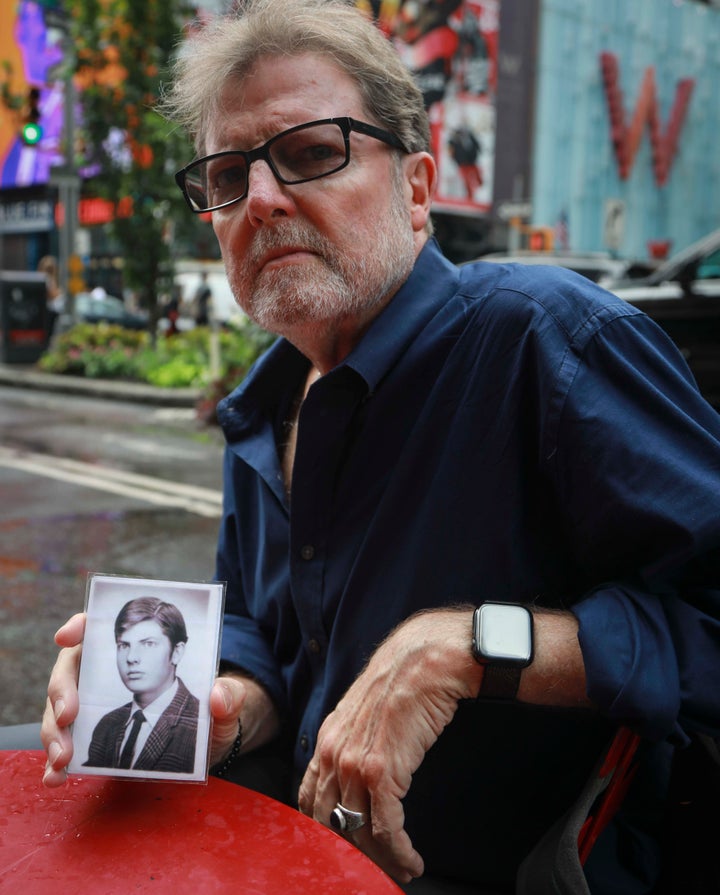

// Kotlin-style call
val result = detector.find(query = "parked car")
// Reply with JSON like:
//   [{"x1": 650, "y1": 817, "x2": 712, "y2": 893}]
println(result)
[
  {"x1": 476, "y1": 251, "x2": 657, "y2": 289},
  {"x1": 610, "y1": 228, "x2": 720, "y2": 407},
  {"x1": 73, "y1": 291, "x2": 148, "y2": 330}
]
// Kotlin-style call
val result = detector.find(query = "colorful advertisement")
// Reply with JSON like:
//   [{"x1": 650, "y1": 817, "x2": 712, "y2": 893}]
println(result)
[
  {"x1": 2, "y1": 1, "x2": 498, "y2": 211},
  {"x1": 0, "y1": 1, "x2": 65, "y2": 189},
  {"x1": 360, "y1": 0, "x2": 499, "y2": 214}
]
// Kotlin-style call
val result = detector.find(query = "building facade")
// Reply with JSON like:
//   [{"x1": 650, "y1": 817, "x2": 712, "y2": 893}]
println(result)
[
  {"x1": 1, "y1": 1, "x2": 718, "y2": 274},
  {"x1": 528, "y1": 0, "x2": 720, "y2": 260}
]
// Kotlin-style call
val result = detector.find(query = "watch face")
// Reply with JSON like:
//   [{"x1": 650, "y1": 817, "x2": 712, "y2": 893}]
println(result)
[{"x1": 474, "y1": 603, "x2": 533, "y2": 664}]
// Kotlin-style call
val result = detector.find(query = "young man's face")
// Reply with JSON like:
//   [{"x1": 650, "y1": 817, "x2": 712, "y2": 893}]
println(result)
[{"x1": 116, "y1": 619, "x2": 183, "y2": 706}]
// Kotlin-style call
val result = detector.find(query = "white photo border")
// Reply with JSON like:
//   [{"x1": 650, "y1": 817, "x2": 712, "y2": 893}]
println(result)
[{"x1": 68, "y1": 573, "x2": 225, "y2": 783}]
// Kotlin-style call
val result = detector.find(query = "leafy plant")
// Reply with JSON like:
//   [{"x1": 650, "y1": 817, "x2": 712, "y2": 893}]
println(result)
[
  {"x1": 37, "y1": 318, "x2": 276, "y2": 423},
  {"x1": 65, "y1": 0, "x2": 197, "y2": 326}
]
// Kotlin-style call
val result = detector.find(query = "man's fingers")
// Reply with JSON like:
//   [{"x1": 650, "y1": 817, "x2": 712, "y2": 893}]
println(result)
[
  {"x1": 40, "y1": 615, "x2": 87, "y2": 788},
  {"x1": 45, "y1": 643, "x2": 82, "y2": 729},
  {"x1": 367, "y1": 786, "x2": 424, "y2": 881},
  {"x1": 41, "y1": 695, "x2": 74, "y2": 788},
  {"x1": 297, "y1": 758, "x2": 319, "y2": 816},
  {"x1": 329, "y1": 789, "x2": 423, "y2": 884},
  {"x1": 329, "y1": 775, "x2": 423, "y2": 883},
  {"x1": 54, "y1": 612, "x2": 86, "y2": 648},
  {"x1": 299, "y1": 749, "x2": 424, "y2": 884},
  {"x1": 42, "y1": 760, "x2": 68, "y2": 788},
  {"x1": 41, "y1": 641, "x2": 84, "y2": 788},
  {"x1": 42, "y1": 705, "x2": 70, "y2": 788}
]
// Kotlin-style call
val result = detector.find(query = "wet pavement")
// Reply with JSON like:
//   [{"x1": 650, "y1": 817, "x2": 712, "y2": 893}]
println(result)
[
  {"x1": 0, "y1": 374, "x2": 227, "y2": 727},
  {"x1": 0, "y1": 509, "x2": 221, "y2": 726}
]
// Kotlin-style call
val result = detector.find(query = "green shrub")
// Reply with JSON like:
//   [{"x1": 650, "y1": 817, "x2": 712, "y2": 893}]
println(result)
[
  {"x1": 38, "y1": 319, "x2": 275, "y2": 396},
  {"x1": 145, "y1": 357, "x2": 208, "y2": 388},
  {"x1": 39, "y1": 324, "x2": 149, "y2": 376}
]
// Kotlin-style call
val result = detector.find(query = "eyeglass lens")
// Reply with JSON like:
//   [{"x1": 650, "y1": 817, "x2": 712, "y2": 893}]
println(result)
[{"x1": 183, "y1": 121, "x2": 350, "y2": 211}]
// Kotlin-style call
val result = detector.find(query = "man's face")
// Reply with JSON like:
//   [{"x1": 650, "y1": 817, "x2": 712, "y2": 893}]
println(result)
[
  {"x1": 204, "y1": 53, "x2": 426, "y2": 346},
  {"x1": 116, "y1": 619, "x2": 183, "y2": 706}
]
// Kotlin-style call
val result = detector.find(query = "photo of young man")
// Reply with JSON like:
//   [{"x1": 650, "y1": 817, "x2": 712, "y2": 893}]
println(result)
[{"x1": 83, "y1": 597, "x2": 199, "y2": 774}]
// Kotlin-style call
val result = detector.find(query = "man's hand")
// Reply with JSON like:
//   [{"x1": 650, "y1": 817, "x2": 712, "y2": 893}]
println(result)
[
  {"x1": 41, "y1": 613, "x2": 85, "y2": 786},
  {"x1": 297, "y1": 609, "x2": 482, "y2": 883},
  {"x1": 40, "y1": 614, "x2": 278, "y2": 786},
  {"x1": 208, "y1": 674, "x2": 280, "y2": 767}
]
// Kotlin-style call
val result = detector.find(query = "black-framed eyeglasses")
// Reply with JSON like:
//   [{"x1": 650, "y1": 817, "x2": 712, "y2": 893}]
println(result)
[{"x1": 175, "y1": 117, "x2": 408, "y2": 213}]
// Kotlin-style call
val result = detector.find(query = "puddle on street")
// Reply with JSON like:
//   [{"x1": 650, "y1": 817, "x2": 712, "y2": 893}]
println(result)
[{"x1": 0, "y1": 508, "x2": 220, "y2": 726}]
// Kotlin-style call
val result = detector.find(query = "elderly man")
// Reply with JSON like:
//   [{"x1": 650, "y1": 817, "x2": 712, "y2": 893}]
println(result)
[{"x1": 42, "y1": 2, "x2": 720, "y2": 893}]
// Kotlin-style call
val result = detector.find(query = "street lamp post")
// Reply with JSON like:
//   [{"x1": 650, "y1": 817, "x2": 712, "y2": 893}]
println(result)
[{"x1": 47, "y1": 9, "x2": 80, "y2": 325}]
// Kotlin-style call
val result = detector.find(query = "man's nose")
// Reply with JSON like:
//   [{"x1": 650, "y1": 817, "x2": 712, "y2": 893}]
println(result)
[{"x1": 245, "y1": 159, "x2": 294, "y2": 224}]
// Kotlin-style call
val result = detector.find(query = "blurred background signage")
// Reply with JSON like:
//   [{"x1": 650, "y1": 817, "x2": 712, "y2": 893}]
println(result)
[
  {"x1": 358, "y1": 0, "x2": 499, "y2": 215},
  {"x1": 0, "y1": 198, "x2": 54, "y2": 233}
]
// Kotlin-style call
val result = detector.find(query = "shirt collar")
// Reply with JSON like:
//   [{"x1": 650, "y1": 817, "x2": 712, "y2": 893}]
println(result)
[
  {"x1": 218, "y1": 239, "x2": 459, "y2": 438},
  {"x1": 130, "y1": 677, "x2": 179, "y2": 730},
  {"x1": 340, "y1": 238, "x2": 459, "y2": 392}
]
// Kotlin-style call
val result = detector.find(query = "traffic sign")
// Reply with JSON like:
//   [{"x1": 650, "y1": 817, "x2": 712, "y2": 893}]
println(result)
[
  {"x1": 496, "y1": 200, "x2": 533, "y2": 221},
  {"x1": 68, "y1": 254, "x2": 85, "y2": 295}
]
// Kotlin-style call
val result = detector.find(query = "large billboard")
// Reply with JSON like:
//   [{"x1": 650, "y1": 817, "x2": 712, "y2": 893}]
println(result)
[
  {"x1": 1, "y1": 0, "x2": 499, "y2": 213},
  {"x1": 0, "y1": 1, "x2": 64, "y2": 189},
  {"x1": 360, "y1": 0, "x2": 499, "y2": 214}
]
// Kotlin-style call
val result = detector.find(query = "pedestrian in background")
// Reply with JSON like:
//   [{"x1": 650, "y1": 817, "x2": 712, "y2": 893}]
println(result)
[
  {"x1": 37, "y1": 255, "x2": 63, "y2": 344},
  {"x1": 193, "y1": 271, "x2": 212, "y2": 326}
]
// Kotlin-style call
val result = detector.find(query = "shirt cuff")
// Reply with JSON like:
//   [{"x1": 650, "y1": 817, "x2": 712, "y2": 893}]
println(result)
[{"x1": 573, "y1": 584, "x2": 682, "y2": 742}]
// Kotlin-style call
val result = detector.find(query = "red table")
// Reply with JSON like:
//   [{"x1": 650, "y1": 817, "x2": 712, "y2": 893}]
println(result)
[{"x1": 0, "y1": 751, "x2": 403, "y2": 893}]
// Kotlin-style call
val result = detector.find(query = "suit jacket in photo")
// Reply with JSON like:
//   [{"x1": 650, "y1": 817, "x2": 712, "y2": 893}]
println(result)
[{"x1": 84, "y1": 677, "x2": 199, "y2": 773}]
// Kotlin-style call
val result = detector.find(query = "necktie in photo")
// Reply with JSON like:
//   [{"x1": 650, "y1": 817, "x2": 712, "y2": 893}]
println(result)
[{"x1": 117, "y1": 709, "x2": 146, "y2": 769}]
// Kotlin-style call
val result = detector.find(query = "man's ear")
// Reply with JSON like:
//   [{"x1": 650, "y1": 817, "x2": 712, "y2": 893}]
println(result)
[
  {"x1": 404, "y1": 152, "x2": 437, "y2": 235},
  {"x1": 171, "y1": 641, "x2": 186, "y2": 667}
]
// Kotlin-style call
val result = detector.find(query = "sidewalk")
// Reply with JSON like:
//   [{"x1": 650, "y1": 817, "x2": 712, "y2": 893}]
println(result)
[{"x1": 0, "y1": 363, "x2": 202, "y2": 407}]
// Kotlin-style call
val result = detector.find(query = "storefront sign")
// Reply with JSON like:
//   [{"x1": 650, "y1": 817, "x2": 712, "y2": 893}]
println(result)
[
  {"x1": 600, "y1": 51, "x2": 694, "y2": 186},
  {"x1": 0, "y1": 198, "x2": 54, "y2": 233}
]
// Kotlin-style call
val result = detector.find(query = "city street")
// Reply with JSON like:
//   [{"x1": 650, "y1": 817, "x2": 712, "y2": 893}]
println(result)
[{"x1": 0, "y1": 385, "x2": 227, "y2": 726}]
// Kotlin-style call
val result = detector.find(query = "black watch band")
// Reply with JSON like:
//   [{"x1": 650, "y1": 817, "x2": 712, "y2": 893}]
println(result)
[{"x1": 479, "y1": 663, "x2": 524, "y2": 700}]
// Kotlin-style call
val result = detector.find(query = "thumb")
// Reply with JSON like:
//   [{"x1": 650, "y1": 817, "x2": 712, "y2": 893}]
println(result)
[{"x1": 210, "y1": 677, "x2": 246, "y2": 764}]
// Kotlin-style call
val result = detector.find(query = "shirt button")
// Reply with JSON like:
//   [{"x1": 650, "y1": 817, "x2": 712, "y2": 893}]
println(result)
[
  {"x1": 308, "y1": 638, "x2": 321, "y2": 655},
  {"x1": 300, "y1": 734, "x2": 309, "y2": 751},
  {"x1": 300, "y1": 544, "x2": 315, "y2": 560}
]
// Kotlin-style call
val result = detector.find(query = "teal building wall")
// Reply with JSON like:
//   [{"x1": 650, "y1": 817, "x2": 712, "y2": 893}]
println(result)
[{"x1": 533, "y1": 0, "x2": 720, "y2": 258}]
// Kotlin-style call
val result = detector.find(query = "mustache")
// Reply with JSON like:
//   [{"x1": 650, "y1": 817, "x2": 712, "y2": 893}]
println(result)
[{"x1": 249, "y1": 222, "x2": 332, "y2": 266}]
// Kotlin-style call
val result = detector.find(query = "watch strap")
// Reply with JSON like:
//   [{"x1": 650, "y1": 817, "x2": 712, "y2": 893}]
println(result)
[{"x1": 479, "y1": 663, "x2": 523, "y2": 700}]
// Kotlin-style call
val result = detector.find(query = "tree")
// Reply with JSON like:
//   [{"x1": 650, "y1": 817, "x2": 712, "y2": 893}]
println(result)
[{"x1": 68, "y1": 0, "x2": 205, "y2": 329}]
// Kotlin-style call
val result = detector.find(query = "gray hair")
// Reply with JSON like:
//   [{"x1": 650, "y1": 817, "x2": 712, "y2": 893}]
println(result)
[{"x1": 162, "y1": 0, "x2": 430, "y2": 158}]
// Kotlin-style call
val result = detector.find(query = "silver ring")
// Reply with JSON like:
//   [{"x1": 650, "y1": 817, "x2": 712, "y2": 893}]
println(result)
[{"x1": 330, "y1": 802, "x2": 366, "y2": 833}]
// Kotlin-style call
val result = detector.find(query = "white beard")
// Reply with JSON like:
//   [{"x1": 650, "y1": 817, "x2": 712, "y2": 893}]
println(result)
[{"x1": 227, "y1": 172, "x2": 416, "y2": 335}]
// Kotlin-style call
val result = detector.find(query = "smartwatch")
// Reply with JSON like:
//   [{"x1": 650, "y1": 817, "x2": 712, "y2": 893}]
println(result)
[{"x1": 471, "y1": 602, "x2": 534, "y2": 700}]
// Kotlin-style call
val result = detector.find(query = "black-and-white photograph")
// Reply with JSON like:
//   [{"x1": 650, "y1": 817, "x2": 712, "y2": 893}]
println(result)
[{"x1": 68, "y1": 574, "x2": 224, "y2": 782}]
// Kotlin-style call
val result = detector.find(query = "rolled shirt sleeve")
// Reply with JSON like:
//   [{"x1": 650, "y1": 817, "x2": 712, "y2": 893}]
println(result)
[{"x1": 551, "y1": 311, "x2": 720, "y2": 743}]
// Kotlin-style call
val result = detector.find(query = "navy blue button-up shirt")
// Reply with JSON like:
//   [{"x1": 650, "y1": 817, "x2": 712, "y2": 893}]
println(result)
[{"x1": 216, "y1": 239, "x2": 720, "y2": 889}]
